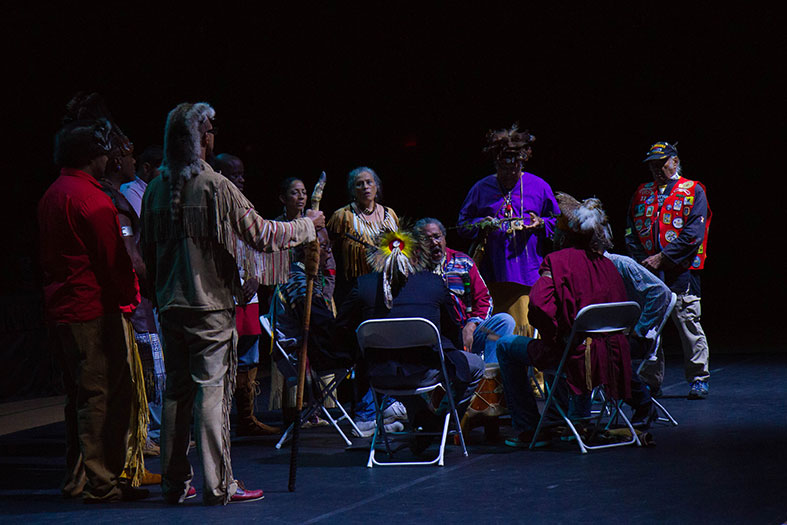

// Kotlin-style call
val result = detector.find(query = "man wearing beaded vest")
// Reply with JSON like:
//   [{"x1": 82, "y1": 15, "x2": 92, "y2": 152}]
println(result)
[{"x1": 625, "y1": 141, "x2": 711, "y2": 400}]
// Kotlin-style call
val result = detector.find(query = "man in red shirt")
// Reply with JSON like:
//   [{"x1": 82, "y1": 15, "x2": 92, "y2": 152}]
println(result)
[{"x1": 38, "y1": 118, "x2": 146, "y2": 503}]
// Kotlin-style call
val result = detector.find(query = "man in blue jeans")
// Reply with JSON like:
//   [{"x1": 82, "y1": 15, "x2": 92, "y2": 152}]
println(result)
[{"x1": 415, "y1": 218, "x2": 515, "y2": 363}]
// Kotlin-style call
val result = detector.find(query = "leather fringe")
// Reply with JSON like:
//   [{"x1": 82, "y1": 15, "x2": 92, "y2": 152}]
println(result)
[
  {"x1": 328, "y1": 205, "x2": 398, "y2": 279},
  {"x1": 142, "y1": 187, "x2": 293, "y2": 286},
  {"x1": 121, "y1": 319, "x2": 148, "y2": 487},
  {"x1": 584, "y1": 336, "x2": 593, "y2": 391},
  {"x1": 220, "y1": 329, "x2": 238, "y2": 505}
]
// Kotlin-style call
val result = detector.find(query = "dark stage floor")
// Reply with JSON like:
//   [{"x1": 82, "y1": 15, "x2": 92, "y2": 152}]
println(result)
[{"x1": 1, "y1": 353, "x2": 786, "y2": 524}]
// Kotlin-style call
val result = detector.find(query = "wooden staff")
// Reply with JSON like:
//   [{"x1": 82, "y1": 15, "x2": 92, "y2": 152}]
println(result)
[{"x1": 289, "y1": 171, "x2": 326, "y2": 492}]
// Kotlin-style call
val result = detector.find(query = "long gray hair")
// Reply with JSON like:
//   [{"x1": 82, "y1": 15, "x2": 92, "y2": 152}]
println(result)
[
  {"x1": 161, "y1": 102, "x2": 215, "y2": 221},
  {"x1": 347, "y1": 166, "x2": 383, "y2": 202}
]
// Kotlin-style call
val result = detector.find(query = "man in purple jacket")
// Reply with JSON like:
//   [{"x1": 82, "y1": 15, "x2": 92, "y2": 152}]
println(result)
[
  {"x1": 457, "y1": 124, "x2": 559, "y2": 340},
  {"x1": 457, "y1": 124, "x2": 559, "y2": 288}
]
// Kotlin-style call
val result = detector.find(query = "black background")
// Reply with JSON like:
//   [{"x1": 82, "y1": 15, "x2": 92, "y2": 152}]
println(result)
[{"x1": 4, "y1": 4, "x2": 784, "y2": 350}]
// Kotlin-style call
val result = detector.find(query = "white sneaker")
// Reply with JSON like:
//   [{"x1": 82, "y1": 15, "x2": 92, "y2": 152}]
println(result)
[
  {"x1": 351, "y1": 419, "x2": 406, "y2": 438},
  {"x1": 351, "y1": 419, "x2": 376, "y2": 438},
  {"x1": 383, "y1": 421, "x2": 404, "y2": 433},
  {"x1": 382, "y1": 401, "x2": 408, "y2": 424}
]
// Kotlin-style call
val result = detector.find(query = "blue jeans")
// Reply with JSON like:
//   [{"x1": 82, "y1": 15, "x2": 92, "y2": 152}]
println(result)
[
  {"x1": 237, "y1": 335, "x2": 260, "y2": 368},
  {"x1": 355, "y1": 388, "x2": 395, "y2": 422},
  {"x1": 470, "y1": 313, "x2": 516, "y2": 363},
  {"x1": 135, "y1": 331, "x2": 165, "y2": 443},
  {"x1": 497, "y1": 334, "x2": 568, "y2": 433}
]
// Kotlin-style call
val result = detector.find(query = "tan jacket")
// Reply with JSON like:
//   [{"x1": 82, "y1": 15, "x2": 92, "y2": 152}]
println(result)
[{"x1": 141, "y1": 160, "x2": 315, "y2": 311}]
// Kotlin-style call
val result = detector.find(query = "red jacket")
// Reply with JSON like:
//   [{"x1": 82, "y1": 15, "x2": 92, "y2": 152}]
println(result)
[
  {"x1": 38, "y1": 168, "x2": 139, "y2": 323},
  {"x1": 527, "y1": 247, "x2": 631, "y2": 399}
]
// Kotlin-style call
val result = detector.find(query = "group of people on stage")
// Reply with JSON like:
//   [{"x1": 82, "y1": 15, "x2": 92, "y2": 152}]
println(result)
[{"x1": 38, "y1": 92, "x2": 711, "y2": 506}]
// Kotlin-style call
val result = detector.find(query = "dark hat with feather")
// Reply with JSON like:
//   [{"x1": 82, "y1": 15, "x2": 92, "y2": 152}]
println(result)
[
  {"x1": 554, "y1": 192, "x2": 613, "y2": 254},
  {"x1": 482, "y1": 122, "x2": 536, "y2": 160}
]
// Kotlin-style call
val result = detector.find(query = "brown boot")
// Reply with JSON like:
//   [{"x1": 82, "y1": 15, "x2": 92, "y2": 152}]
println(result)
[
  {"x1": 140, "y1": 469, "x2": 162, "y2": 485},
  {"x1": 236, "y1": 367, "x2": 280, "y2": 436}
]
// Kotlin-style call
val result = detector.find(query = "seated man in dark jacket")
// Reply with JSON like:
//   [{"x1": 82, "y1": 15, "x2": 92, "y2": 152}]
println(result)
[{"x1": 335, "y1": 229, "x2": 484, "y2": 448}]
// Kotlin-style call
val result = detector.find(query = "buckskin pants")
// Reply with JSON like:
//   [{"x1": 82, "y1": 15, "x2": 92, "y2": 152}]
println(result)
[{"x1": 159, "y1": 309, "x2": 238, "y2": 505}]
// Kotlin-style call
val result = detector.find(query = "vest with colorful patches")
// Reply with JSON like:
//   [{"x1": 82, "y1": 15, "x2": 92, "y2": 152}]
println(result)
[{"x1": 630, "y1": 177, "x2": 710, "y2": 270}]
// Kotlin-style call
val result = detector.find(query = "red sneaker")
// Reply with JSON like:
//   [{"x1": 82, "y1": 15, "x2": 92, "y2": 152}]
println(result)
[
  {"x1": 230, "y1": 482, "x2": 264, "y2": 503},
  {"x1": 185, "y1": 486, "x2": 197, "y2": 500}
]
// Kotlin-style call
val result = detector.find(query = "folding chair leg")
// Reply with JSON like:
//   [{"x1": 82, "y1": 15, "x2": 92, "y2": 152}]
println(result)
[
  {"x1": 614, "y1": 401, "x2": 642, "y2": 448},
  {"x1": 440, "y1": 386, "x2": 468, "y2": 458},
  {"x1": 436, "y1": 412, "x2": 450, "y2": 466},
  {"x1": 325, "y1": 395, "x2": 366, "y2": 437},
  {"x1": 320, "y1": 406, "x2": 352, "y2": 446},
  {"x1": 367, "y1": 392, "x2": 385, "y2": 468},
  {"x1": 275, "y1": 423, "x2": 293, "y2": 449},
  {"x1": 652, "y1": 398, "x2": 678, "y2": 426},
  {"x1": 376, "y1": 394, "x2": 396, "y2": 457},
  {"x1": 531, "y1": 366, "x2": 565, "y2": 450}
]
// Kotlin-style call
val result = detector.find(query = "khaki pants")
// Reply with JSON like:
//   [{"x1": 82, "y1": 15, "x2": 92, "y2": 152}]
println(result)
[
  {"x1": 639, "y1": 293, "x2": 710, "y2": 387},
  {"x1": 55, "y1": 313, "x2": 133, "y2": 501},
  {"x1": 159, "y1": 309, "x2": 238, "y2": 505}
]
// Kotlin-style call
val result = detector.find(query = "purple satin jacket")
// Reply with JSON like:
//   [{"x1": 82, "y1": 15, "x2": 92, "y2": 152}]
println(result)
[{"x1": 457, "y1": 172, "x2": 559, "y2": 286}]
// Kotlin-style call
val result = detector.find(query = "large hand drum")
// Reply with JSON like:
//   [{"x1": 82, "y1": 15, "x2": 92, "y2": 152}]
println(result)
[{"x1": 465, "y1": 363, "x2": 507, "y2": 418}]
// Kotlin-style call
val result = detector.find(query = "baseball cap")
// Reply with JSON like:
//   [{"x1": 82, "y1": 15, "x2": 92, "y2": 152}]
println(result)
[{"x1": 643, "y1": 141, "x2": 678, "y2": 162}]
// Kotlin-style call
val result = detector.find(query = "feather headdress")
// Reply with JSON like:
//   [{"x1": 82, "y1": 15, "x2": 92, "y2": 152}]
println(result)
[
  {"x1": 482, "y1": 122, "x2": 536, "y2": 158},
  {"x1": 62, "y1": 91, "x2": 130, "y2": 158},
  {"x1": 367, "y1": 226, "x2": 429, "y2": 309},
  {"x1": 554, "y1": 192, "x2": 613, "y2": 254}
]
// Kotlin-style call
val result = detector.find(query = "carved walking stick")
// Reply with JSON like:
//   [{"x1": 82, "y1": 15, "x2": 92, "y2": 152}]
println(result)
[{"x1": 289, "y1": 171, "x2": 326, "y2": 492}]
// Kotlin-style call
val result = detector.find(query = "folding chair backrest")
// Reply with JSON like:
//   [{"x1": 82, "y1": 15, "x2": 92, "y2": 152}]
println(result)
[
  {"x1": 571, "y1": 301, "x2": 642, "y2": 335},
  {"x1": 533, "y1": 300, "x2": 644, "y2": 453},
  {"x1": 356, "y1": 317, "x2": 441, "y2": 355},
  {"x1": 646, "y1": 292, "x2": 677, "y2": 355},
  {"x1": 355, "y1": 316, "x2": 469, "y2": 466}
]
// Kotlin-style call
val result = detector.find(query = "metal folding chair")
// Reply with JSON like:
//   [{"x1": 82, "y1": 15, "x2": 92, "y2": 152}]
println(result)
[
  {"x1": 532, "y1": 301, "x2": 642, "y2": 453},
  {"x1": 356, "y1": 317, "x2": 468, "y2": 467},
  {"x1": 636, "y1": 291, "x2": 679, "y2": 426},
  {"x1": 259, "y1": 315, "x2": 362, "y2": 449}
]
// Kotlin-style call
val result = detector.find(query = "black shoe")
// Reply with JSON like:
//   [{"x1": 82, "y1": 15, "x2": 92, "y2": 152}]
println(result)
[
  {"x1": 408, "y1": 410, "x2": 441, "y2": 455},
  {"x1": 632, "y1": 402, "x2": 658, "y2": 430}
]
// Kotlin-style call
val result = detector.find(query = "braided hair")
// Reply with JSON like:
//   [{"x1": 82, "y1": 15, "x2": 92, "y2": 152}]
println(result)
[{"x1": 160, "y1": 103, "x2": 215, "y2": 222}]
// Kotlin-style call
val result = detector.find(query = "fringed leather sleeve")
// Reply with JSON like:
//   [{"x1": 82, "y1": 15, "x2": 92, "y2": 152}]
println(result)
[{"x1": 218, "y1": 181, "x2": 316, "y2": 285}]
